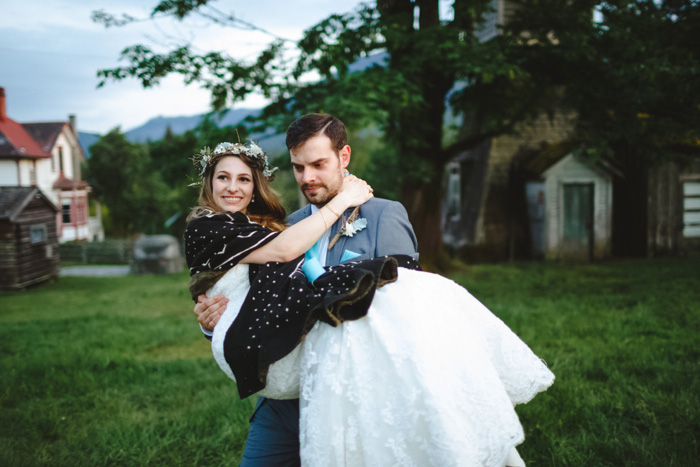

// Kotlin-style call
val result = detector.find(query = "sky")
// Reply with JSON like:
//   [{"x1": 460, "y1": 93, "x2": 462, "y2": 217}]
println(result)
[{"x1": 0, "y1": 0, "x2": 364, "y2": 134}]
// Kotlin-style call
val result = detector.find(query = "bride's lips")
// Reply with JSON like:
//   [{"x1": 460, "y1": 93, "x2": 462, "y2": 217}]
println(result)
[{"x1": 221, "y1": 195, "x2": 244, "y2": 205}]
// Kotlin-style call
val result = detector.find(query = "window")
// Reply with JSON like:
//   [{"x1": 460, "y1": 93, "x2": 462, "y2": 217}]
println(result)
[
  {"x1": 30, "y1": 224, "x2": 47, "y2": 243},
  {"x1": 475, "y1": 0, "x2": 499, "y2": 42},
  {"x1": 683, "y1": 181, "x2": 700, "y2": 238},
  {"x1": 445, "y1": 163, "x2": 462, "y2": 222},
  {"x1": 62, "y1": 202, "x2": 71, "y2": 224},
  {"x1": 58, "y1": 146, "x2": 64, "y2": 173}
]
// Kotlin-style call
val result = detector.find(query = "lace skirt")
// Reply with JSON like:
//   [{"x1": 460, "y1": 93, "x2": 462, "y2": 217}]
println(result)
[{"x1": 298, "y1": 268, "x2": 554, "y2": 467}]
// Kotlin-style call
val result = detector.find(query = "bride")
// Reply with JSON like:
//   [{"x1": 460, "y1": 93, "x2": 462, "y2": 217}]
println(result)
[{"x1": 185, "y1": 141, "x2": 554, "y2": 466}]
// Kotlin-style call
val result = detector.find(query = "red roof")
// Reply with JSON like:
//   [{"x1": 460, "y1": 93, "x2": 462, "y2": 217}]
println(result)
[
  {"x1": 53, "y1": 173, "x2": 89, "y2": 191},
  {"x1": 0, "y1": 115, "x2": 50, "y2": 159}
]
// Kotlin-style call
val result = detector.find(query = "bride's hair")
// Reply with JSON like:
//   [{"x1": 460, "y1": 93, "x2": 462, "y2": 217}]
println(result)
[{"x1": 188, "y1": 154, "x2": 287, "y2": 232}]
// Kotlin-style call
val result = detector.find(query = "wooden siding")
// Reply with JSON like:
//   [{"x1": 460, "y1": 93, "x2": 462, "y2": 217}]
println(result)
[
  {"x1": 647, "y1": 162, "x2": 683, "y2": 255},
  {"x1": 475, "y1": 110, "x2": 575, "y2": 258},
  {"x1": 647, "y1": 161, "x2": 700, "y2": 255},
  {"x1": 476, "y1": 0, "x2": 520, "y2": 43},
  {"x1": 0, "y1": 196, "x2": 59, "y2": 289},
  {"x1": 442, "y1": 140, "x2": 491, "y2": 249},
  {"x1": 502, "y1": 0, "x2": 520, "y2": 25},
  {"x1": 543, "y1": 154, "x2": 613, "y2": 260}
]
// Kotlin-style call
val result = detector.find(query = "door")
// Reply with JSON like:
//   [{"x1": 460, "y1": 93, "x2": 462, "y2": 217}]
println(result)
[
  {"x1": 563, "y1": 183, "x2": 594, "y2": 260},
  {"x1": 525, "y1": 182, "x2": 545, "y2": 259}
]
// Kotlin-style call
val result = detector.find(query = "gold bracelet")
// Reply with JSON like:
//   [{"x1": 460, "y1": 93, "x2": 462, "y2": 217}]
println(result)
[
  {"x1": 325, "y1": 204, "x2": 341, "y2": 218},
  {"x1": 318, "y1": 208, "x2": 330, "y2": 230}
]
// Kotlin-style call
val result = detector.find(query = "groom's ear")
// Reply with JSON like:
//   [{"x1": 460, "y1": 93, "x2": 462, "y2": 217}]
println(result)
[{"x1": 339, "y1": 145, "x2": 351, "y2": 169}]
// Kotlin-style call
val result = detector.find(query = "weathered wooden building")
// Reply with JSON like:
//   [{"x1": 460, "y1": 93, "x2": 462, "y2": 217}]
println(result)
[
  {"x1": 442, "y1": 111, "x2": 577, "y2": 261},
  {"x1": 524, "y1": 146, "x2": 620, "y2": 261},
  {"x1": 441, "y1": 0, "x2": 700, "y2": 261},
  {"x1": 0, "y1": 186, "x2": 60, "y2": 289},
  {"x1": 614, "y1": 155, "x2": 700, "y2": 257}
]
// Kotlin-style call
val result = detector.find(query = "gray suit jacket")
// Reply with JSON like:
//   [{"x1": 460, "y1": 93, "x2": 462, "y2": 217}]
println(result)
[{"x1": 287, "y1": 197, "x2": 419, "y2": 267}]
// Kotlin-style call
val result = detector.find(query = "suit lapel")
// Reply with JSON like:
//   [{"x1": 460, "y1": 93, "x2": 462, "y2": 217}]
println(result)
[
  {"x1": 300, "y1": 205, "x2": 313, "y2": 220},
  {"x1": 327, "y1": 207, "x2": 355, "y2": 265}
]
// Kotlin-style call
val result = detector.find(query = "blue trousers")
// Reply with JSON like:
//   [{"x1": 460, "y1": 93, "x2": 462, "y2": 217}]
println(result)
[{"x1": 240, "y1": 398, "x2": 300, "y2": 467}]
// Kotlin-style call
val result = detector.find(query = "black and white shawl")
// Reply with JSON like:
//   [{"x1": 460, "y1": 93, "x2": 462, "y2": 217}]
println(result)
[{"x1": 185, "y1": 211, "x2": 419, "y2": 398}]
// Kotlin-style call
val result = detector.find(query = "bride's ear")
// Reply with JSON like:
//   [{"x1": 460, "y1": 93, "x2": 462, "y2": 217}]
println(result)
[{"x1": 339, "y1": 145, "x2": 351, "y2": 169}]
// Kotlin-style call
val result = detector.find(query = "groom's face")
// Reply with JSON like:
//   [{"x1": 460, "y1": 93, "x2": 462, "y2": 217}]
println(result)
[{"x1": 290, "y1": 134, "x2": 350, "y2": 207}]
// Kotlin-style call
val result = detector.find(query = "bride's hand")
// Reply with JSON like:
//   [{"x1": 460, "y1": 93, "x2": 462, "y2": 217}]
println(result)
[
  {"x1": 336, "y1": 175, "x2": 374, "y2": 208},
  {"x1": 195, "y1": 294, "x2": 228, "y2": 332}
]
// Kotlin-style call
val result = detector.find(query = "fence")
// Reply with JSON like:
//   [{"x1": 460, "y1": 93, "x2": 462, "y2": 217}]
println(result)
[{"x1": 59, "y1": 239, "x2": 133, "y2": 265}]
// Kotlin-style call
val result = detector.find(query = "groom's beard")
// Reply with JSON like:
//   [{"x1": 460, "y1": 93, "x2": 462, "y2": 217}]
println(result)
[
  {"x1": 301, "y1": 183, "x2": 339, "y2": 207},
  {"x1": 301, "y1": 176, "x2": 343, "y2": 207}
]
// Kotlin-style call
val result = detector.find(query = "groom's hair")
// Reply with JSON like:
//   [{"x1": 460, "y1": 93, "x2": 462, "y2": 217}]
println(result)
[{"x1": 286, "y1": 113, "x2": 347, "y2": 154}]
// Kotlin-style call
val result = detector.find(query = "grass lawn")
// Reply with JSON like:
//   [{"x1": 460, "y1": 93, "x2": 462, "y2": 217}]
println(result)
[{"x1": 1, "y1": 257, "x2": 698, "y2": 466}]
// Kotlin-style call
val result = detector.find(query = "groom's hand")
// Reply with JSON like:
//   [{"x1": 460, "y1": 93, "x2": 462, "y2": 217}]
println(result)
[{"x1": 194, "y1": 294, "x2": 228, "y2": 332}]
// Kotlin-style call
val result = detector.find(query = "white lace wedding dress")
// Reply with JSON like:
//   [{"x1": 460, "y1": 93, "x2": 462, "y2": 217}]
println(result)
[{"x1": 211, "y1": 265, "x2": 554, "y2": 467}]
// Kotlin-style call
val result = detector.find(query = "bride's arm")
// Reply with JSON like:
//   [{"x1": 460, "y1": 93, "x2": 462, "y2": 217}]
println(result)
[{"x1": 240, "y1": 175, "x2": 372, "y2": 264}]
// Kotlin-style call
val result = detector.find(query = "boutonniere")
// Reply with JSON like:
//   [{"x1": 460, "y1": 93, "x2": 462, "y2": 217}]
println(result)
[{"x1": 328, "y1": 206, "x2": 367, "y2": 250}]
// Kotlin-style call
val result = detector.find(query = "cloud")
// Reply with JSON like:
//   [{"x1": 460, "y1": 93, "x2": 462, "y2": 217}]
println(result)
[{"x1": 0, "y1": 0, "x2": 364, "y2": 134}]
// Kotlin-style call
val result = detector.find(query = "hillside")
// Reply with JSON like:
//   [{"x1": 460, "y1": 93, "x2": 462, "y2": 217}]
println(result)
[{"x1": 78, "y1": 107, "x2": 288, "y2": 159}]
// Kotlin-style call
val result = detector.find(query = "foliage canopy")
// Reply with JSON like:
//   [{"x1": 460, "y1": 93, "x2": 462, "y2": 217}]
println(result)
[{"x1": 94, "y1": 0, "x2": 700, "y2": 257}]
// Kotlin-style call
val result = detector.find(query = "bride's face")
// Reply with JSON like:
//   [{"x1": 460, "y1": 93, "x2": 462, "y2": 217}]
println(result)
[{"x1": 212, "y1": 156, "x2": 255, "y2": 213}]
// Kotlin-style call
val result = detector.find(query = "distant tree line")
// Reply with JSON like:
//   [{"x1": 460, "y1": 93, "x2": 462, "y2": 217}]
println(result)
[
  {"x1": 83, "y1": 118, "x2": 298, "y2": 238},
  {"x1": 94, "y1": 0, "x2": 700, "y2": 263}
]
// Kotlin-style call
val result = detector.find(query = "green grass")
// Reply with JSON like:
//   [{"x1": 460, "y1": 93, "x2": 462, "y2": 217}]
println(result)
[
  {"x1": 1, "y1": 258, "x2": 698, "y2": 466},
  {"x1": 0, "y1": 272, "x2": 255, "y2": 466},
  {"x1": 450, "y1": 257, "x2": 700, "y2": 466}
]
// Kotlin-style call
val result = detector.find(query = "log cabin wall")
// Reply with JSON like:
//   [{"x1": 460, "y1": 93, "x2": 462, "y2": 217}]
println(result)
[{"x1": 0, "y1": 190, "x2": 59, "y2": 289}]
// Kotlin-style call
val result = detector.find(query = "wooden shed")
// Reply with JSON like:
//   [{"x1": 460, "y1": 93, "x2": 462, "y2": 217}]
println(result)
[
  {"x1": 0, "y1": 186, "x2": 60, "y2": 289},
  {"x1": 526, "y1": 150, "x2": 620, "y2": 261}
]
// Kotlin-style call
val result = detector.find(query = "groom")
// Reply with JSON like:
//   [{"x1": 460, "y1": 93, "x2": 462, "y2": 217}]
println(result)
[{"x1": 195, "y1": 113, "x2": 419, "y2": 466}]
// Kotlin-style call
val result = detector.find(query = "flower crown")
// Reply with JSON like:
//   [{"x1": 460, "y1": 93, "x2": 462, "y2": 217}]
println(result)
[{"x1": 190, "y1": 141, "x2": 278, "y2": 186}]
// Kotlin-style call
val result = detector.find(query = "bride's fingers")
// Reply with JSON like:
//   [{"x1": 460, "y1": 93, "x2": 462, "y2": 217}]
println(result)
[{"x1": 207, "y1": 299, "x2": 228, "y2": 319}]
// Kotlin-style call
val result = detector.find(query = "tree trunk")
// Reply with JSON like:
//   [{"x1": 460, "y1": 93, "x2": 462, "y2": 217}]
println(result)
[
  {"x1": 379, "y1": 0, "x2": 455, "y2": 269},
  {"x1": 402, "y1": 170, "x2": 444, "y2": 268}
]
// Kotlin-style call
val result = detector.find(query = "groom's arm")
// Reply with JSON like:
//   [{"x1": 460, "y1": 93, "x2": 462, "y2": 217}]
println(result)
[
  {"x1": 194, "y1": 294, "x2": 228, "y2": 339},
  {"x1": 374, "y1": 201, "x2": 419, "y2": 260}
]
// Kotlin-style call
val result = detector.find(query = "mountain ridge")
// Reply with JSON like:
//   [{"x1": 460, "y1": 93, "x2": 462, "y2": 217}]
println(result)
[{"x1": 77, "y1": 107, "x2": 292, "y2": 159}]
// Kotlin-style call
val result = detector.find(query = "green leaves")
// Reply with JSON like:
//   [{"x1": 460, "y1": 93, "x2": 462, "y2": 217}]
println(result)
[
  {"x1": 92, "y1": 0, "x2": 700, "y2": 258},
  {"x1": 295, "y1": 6, "x2": 383, "y2": 80},
  {"x1": 151, "y1": 0, "x2": 209, "y2": 19},
  {"x1": 502, "y1": 0, "x2": 700, "y2": 162},
  {"x1": 84, "y1": 120, "x2": 251, "y2": 237}
]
